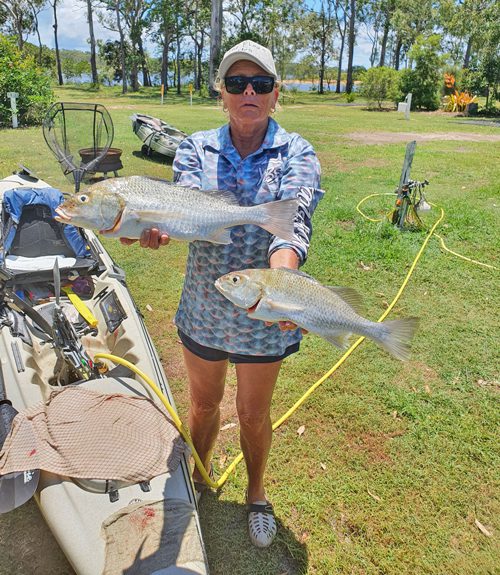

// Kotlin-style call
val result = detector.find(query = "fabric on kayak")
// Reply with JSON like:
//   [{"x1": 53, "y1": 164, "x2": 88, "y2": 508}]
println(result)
[
  {"x1": 101, "y1": 499, "x2": 207, "y2": 575},
  {"x1": 0, "y1": 386, "x2": 186, "y2": 482}
]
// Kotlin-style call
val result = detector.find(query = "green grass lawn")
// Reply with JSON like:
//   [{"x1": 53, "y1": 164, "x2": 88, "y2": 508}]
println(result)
[{"x1": 0, "y1": 86, "x2": 498, "y2": 575}]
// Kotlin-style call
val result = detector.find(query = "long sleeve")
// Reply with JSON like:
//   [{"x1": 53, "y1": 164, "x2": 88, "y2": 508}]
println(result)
[{"x1": 267, "y1": 136, "x2": 324, "y2": 265}]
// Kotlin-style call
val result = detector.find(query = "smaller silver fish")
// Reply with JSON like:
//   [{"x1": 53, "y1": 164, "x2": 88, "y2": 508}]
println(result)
[
  {"x1": 215, "y1": 268, "x2": 419, "y2": 360},
  {"x1": 54, "y1": 176, "x2": 298, "y2": 244}
]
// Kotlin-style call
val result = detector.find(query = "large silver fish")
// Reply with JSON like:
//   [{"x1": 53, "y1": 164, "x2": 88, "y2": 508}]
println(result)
[
  {"x1": 54, "y1": 176, "x2": 298, "y2": 244},
  {"x1": 215, "y1": 268, "x2": 419, "y2": 360}
]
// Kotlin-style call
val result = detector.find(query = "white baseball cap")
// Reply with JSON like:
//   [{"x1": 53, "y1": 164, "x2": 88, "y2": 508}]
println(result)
[{"x1": 217, "y1": 40, "x2": 277, "y2": 80}]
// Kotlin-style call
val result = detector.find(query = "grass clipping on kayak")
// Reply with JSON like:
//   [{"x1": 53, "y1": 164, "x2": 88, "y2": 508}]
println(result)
[{"x1": 0, "y1": 386, "x2": 186, "y2": 482}]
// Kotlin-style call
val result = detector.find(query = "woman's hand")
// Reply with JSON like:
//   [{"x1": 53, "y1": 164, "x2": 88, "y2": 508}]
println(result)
[
  {"x1": 119, "y1": 228, "x2": 170, "y2": 249},
  {"x1": 265, "y1": 319, "x2": 308, "y2": 333},
  {"x1": 258, "y1": 248, "x2": 308, "y2": 333}
]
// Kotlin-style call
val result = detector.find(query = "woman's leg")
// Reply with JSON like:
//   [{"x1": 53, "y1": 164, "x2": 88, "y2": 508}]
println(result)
[
  {"x1": 235, "y1": 360, "x2": 283, "y2": 503},
  {"x1": 181, "y1": 346, "x2": 228, "y2": 484}
]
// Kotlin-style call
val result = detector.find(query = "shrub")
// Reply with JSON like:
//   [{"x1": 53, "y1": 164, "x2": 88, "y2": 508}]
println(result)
[
  {"x1": 360, "y1": 67, "x2": 401, "y2": 108},
  {"x1": 0, "y1": 35, "x2": 53, "y2": 127},
  {"x1": 399, "y1": 35, "x2": 444, "y2": 111},
  {"x1": 442, "y1": 91, "x2": 477, "y2": 112}
]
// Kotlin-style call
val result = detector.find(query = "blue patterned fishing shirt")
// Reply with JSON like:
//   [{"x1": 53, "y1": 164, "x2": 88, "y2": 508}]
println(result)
[{"x1": 172, "y1": 118, "x2": 324, "y2": 356}]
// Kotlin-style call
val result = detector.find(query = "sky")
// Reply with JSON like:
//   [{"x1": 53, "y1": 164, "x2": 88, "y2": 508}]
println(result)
[{"x1": 27, "y1": 0, "x2": 373, "y2": 69}]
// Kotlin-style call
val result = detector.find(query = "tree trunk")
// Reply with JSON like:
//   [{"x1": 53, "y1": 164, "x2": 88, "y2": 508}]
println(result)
[
  {"x1": 209, "y1": 0, "x2": 223, "y2": 96},
  {"x1": 86, "y1": 0, "x2": 98, "y2": 85},
  {"x1": 319, "y1": 29, "x2": 326, "y2": 94},
  {"x1": 335, "y1": 6, "x2": 347, "y2": 93},
  {"x1": 394, "y1": 36, "x2": 402, "y2": 70},
  {"x1": 345, "y1": 0, "x2": 355, "y2": 93},
  {"x1": 115, "y1": 1, "x2": 127, "y2": 94},
  {"x1": 463, "y1": 35, "x2": 473, "y2": 69},
  {"x1": 32, "y1": 8, "x2": 43, "y2": 65},
  {"x1": 161, "y1": 27, "x2": 170, "y2": 91},
  {"x1": 176, "y1": 29, "x2": 181, "y2": 95},
  {"x1": 336, "y1": 36, "x2": 344, "y2": 93},
  {"x1": 52, "y1": 1, "x2": 64, "y2": 85},
  {"x1": 197, "y1": 33, "x2": 204, "y2": 90},
  {"x1": 378, "y1": 13, "x2": 390, "y2": 67},
  {"x1": 138, "y1": 35, "x2": 151, "y2": 86}
]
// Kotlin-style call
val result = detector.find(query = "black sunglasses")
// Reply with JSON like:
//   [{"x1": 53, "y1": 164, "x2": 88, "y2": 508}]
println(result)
[{"x1": 224, "y1": 75, "x2": 275, "y2": 95}]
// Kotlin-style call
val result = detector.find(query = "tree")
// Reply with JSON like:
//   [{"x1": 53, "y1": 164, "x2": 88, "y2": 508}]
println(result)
[
  {"x1": 345, "y1": 0, "x2": 355, "y2": 93},
  {"x1": 361, "y1": 66, "x2": 401, "y2": 107},
  {"x1": 263, "y1": 0, "x2": 305, "y2": 82},
  {"x1": 184, "y1": 0, "x2": 210, "y2": 90},
  {"x1": 50, "y1": 0, "x2": 63, "y2": 85},
  {"x1": 0, "y1": 34, "x2": 53, "y2": 126},
  {"x1": 333, "y1": 0, "x2": 348, "y2": 93},
  {"x1": 399, "y1": 34, "x2": 444, "y2": 110},
  {"x1": 0, "y1": 0, "x2": 38, "y2": 50},
  {"x1": 391, "y1": 0, "x2": 436, "y2": 70},
  {"x1": 84, "y1": 0, "x2": 99, "y2": 85},
  {"x1": 306, "y1": 1, "x2": 336, "y2": 94},
  {"x1": 209, "y1": 0, "x2": 223, "y2": 93}
]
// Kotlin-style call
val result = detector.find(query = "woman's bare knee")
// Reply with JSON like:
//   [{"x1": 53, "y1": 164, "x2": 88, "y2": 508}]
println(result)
[{"x1": 237, "y1": 404, "x2": 271, "y2": 430}]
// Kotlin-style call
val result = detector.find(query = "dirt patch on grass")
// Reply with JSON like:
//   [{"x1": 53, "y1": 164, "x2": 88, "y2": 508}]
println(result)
[
  {"x1": 347, "y1": 131, "x2": 500, "y2": 144},
  {"x1": 392, "y1": 361, "x2": 441, "y2": 392},
  {"x1": 346, "y1": 430, "x2": 403, "y2": 464}
]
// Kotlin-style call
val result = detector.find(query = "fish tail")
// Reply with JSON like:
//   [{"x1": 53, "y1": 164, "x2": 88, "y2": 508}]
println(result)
[
  {"x1": 373, "y1": 317, "x2": 420, "y2": 361},
  {"x1": 257, "y1": 198, "x2": 299, "y2": 242}
]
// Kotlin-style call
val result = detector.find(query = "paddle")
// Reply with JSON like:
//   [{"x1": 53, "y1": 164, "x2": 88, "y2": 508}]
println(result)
[{"x1": 0, "y1": 364, "x2": 40, "y2": 513}]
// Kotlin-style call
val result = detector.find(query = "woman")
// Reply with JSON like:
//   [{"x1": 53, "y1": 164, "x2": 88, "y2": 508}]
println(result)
[{"x1": 131, "y1": 40, "x2": 323, "y2": 547}]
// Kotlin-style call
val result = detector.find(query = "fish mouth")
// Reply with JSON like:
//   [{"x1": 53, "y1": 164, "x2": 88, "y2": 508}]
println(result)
[{"x1": 54, "y1": 206, "x2": 71, "y2": 223}]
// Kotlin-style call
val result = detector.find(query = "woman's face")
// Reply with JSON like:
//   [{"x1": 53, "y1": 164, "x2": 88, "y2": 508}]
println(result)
[{"x1": 221, "y1": 60, "x2": 278, "y2": 127}]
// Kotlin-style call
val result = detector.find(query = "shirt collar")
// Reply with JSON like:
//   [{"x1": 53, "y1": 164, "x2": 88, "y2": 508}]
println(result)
[{"x1": 203, "y1": 118, "x2": 289, "y2": 157}]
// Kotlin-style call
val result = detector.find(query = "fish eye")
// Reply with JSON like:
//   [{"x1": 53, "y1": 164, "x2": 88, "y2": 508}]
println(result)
[
  {"x1": 231, "y1": 275, "x2": 240, "y2": 284},
  {"x1": 78, "y1": 194, "x2": 89, "y2": 203}
]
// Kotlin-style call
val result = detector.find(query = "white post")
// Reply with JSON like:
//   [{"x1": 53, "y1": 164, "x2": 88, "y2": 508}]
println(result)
[
  {"x1": 405, "y1": 93, "x2": 412, "y2": 121},
  {"x1": 7, "y1": 92, "x2": 19, "y2": 128}
]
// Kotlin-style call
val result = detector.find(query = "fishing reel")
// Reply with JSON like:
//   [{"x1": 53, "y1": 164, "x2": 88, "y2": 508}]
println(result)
[{"x1": 391, "y1": 179, "x2": 431, "y2": 230}]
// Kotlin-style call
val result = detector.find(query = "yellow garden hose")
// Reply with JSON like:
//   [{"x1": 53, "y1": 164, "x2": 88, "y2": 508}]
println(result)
[
  {"x1": 356, "y1": 194, "x2": 499, "y2": 271},
  {"x1": 96, "y1": 194, "x2": 496, "y2": 489}
]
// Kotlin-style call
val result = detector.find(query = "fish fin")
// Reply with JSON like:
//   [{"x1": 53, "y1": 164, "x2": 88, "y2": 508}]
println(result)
[
  {"x1": 259, "y1": 198, "x2": 299, "y2": 242},
  {"x1": 375, "y1": 317, "x2": 420, "y2": 361},
  {"x1": 198, "y1": 189, "x2": 240, "y2": 205},
  {"x1": 208, "y1": 228, "x2": 233, "y2": 244},
  {"x1": 323, "y1": 332, "x2": 352, "y2": 349},
  {"x1": 326, "y1": 286, "x2": 364, "y2": 313}
]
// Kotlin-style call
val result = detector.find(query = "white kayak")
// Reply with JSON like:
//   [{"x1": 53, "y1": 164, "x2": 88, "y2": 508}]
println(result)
[{"x1": 0, "y1": 172, "x2": 209, "y2": 575}]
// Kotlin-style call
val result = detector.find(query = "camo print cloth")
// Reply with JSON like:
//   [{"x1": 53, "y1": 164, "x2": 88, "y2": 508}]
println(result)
[{"x1": 172, "y1": 118, "x2": 324, "y2": 356}]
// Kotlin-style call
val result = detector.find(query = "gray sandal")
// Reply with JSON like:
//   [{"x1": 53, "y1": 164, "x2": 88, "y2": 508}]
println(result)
[{"x1": 247, "y1": 501, "x2": 277, "y2": 548}]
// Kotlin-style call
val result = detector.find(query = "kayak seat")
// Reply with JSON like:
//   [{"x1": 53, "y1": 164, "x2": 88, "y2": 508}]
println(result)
[{"x1": 1, "y1": 187, "x2": 98, "y2": 284}]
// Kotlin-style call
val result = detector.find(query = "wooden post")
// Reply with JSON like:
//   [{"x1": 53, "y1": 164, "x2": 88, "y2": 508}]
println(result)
[{"x1": 393, "y1": 140, "x2": 417, "y2": 229}]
